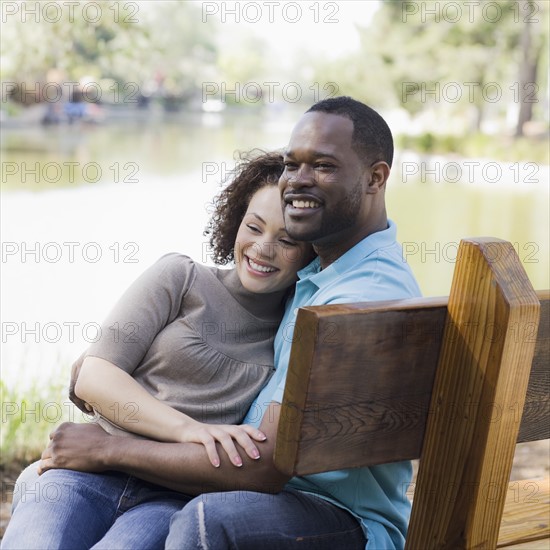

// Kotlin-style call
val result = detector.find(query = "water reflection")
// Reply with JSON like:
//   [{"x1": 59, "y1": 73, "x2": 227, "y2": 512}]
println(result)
[{"x1": 2, "y1": 110, "x2": 301, "y2": 189}]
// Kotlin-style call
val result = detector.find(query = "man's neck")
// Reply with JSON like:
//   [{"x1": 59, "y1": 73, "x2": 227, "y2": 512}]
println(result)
[{"x1": 316, "y1": 215, "x2": 388, "y2": 269}]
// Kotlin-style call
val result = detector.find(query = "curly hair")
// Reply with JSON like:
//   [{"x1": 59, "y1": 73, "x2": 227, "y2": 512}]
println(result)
[{"x1": 204, "y1": 149, "x2": 285, "y2": 265}]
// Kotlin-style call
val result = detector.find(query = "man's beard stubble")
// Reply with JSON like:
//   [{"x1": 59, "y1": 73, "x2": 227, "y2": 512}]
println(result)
[{"x1": 285, "y1": 179, "x2": 364, "y2": 246}]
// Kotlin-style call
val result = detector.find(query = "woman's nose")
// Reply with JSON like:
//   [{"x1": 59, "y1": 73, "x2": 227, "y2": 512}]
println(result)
[{"x1": 256, "y1": 238, "x2": 276, "y2": 260}]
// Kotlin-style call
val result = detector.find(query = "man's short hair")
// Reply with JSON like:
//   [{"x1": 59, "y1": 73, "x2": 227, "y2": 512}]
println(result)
[{"x1": 306, "y1": 96, "x2": 394, "y2": 168}]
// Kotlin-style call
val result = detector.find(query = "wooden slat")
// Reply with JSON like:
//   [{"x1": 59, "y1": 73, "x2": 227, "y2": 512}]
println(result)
[
  {"x1": 274, "y1": 297, "x2": 447, "y2": 476},
  {"x1": 498, "y1": 538, "x2": 550, "y2": 549},
  {"x1": 275, "y1": 308, "x2": 318, "y2": 476},
  {"x1": 406, "y1": 239, "x2": 541, "y2": 550},
  {"x1": 274, "y1": 291, "x2": 549, "y2": 476},
  {"x1": 497, "y1": 477, "x2": 550, "y2": 548},
  {"x1": 518, "y1": 290, "x2": 550, "y2": 443}
]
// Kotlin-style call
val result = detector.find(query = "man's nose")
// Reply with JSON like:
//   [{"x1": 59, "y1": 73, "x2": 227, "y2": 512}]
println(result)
[{"x1": 286, "y1": 165, "x2": 316, "y2": 188}]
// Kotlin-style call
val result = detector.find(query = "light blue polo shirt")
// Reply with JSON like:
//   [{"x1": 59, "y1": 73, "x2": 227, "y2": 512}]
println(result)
[{"x1": 243, "y1": 220, "x2": 422, "y2": 550}]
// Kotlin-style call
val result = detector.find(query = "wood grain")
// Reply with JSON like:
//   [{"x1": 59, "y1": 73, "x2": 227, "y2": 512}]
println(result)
[
  {"x1": 273, "y1": 293, "x2": 548, "y2": 477},
  {"x1": 274, "y1": 298, "x2": 447, "y2": 475},
  {"x1": 406, "y1": 238, "x2": 541, "y2": 550},
  {"x1": 497, "y1": 477, "x2": 550, "y2": 548}
]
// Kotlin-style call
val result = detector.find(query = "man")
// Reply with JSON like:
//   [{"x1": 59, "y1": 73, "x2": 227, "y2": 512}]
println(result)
[{"x1": 4, "y1": 97, "x2": 421, "y2": 550}]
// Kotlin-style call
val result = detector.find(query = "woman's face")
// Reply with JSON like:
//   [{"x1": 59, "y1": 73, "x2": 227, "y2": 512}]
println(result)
[{"x1": 235, "y1": 185, "x2": 313, "y2": 294}]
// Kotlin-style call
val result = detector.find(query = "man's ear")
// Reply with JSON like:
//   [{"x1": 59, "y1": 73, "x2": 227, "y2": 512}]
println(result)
[{"x1": 366, "y1": 161, "x2": 390, "y2": 194}]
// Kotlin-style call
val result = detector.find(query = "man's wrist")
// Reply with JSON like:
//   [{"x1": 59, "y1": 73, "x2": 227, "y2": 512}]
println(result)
[{"x1": 100, "y1": 430, "x2": 123, "y2": 469}]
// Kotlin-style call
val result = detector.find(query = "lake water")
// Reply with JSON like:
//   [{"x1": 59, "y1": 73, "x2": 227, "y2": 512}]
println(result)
[{"x1": 2, "y1": 110, "x2": 549, "y2": 390}]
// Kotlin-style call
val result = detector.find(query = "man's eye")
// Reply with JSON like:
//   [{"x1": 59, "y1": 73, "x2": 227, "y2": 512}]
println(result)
[
  {"x1": 315, "y1": 163, "x2": 334, "y2": 170},
  {"x1": 284, "y1": 162, "x2": 298, "y2": 170},
  {"x1": 280, "y1": 239, "x2": 297, "y2": 247}
]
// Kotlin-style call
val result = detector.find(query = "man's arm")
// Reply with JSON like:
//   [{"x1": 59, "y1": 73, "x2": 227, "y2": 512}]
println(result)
[{"x1": 39, "y1": 402, "x2": 290, "y2": 495}]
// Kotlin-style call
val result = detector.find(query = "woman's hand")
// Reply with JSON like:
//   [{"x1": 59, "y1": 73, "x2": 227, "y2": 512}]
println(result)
[{"x1": 181, "y1": 421, "x2": 267, "y2": 468}]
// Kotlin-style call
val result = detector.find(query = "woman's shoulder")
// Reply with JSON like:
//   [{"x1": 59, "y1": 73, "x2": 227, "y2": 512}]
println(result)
[
  {"x1": 154, "y1": 252, "x2": 196, "y2": 269},
  {"x1": 139, "y1": 253, "x2": 201, "y2": 288},
  {"x1": 151, "y1": 252, "x2": 222, "y2": 282}
]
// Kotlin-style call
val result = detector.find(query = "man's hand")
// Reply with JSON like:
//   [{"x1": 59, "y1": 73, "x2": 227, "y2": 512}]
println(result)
[
  {"x1": 37, "y1": 403, "x2": 289, "y2": 496},
  {"x1": 38, "y1": 422, "x2": 111, "y2": 475}
]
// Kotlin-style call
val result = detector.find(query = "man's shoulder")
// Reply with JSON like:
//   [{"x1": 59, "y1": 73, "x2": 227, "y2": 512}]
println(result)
[{"x1": 316, "y1": 244, "x2": 421, "y2": 304}]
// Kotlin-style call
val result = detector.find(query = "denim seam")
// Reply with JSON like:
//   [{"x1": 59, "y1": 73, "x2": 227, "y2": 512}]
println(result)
[
  {"x1": 113, "y1": 475, "x2": 133, "y2": 519},
  {"x1": 197, "y1": 500, "x2": 209, "y2": 550}
]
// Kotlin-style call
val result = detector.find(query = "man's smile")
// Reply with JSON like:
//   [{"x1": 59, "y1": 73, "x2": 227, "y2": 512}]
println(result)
[
  {"x1": 284, "y1": 193, "x2": 323, "y2": 214},
  {"x1": 292, "y1": 200, "x2": 320, "y2": 209}
]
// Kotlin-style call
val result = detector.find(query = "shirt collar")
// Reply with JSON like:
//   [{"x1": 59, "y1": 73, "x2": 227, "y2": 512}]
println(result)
[{"x1": 297, "y1": 220, "x2": 397, "y2": 288}]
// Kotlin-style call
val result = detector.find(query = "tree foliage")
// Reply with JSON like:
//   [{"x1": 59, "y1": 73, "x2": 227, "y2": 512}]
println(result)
[
  {"x1": 1, "y1": 1, "x2": 217, "y2": 104},
  {"x1": 356, "y1": 0, "x2": 549, "y2": 135},
  {"x1": 2, "y1": 0, "x2": 548, "y2": 135}
]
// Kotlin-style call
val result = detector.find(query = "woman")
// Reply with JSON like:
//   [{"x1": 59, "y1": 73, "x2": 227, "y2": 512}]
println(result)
[
  {"x1": 69, "y1": 149, "x2": 313, "y2": 468},
  {"x1": 2, "y1": 150, "x2": 314, "y2": 550}
]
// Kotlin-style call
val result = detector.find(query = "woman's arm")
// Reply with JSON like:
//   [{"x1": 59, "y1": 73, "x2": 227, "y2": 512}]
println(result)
[{"x1": 75, "y1": 356, "x2": 267, "y2": 467}]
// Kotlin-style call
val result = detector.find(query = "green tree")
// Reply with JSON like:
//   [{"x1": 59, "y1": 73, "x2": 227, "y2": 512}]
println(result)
[
  {"x1": 1, "y1": 1, "x2": 218, "y2": 106},
  {"x1": 356, "y1": 0, "x2": 548, "y2": 135},
  {"x1": 514, "y1": 0, "x2": 548, "y2": 136}
]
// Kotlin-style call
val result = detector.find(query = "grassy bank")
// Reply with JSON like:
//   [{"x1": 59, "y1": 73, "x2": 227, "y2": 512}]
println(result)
[{"x1": 0, "y1": 376, "x2": 84, "y2": 468}]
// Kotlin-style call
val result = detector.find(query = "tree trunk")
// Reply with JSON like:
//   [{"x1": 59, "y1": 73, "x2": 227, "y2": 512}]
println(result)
[{"x1": 515, "y1": 0, "x2": 542, "y2": 137}]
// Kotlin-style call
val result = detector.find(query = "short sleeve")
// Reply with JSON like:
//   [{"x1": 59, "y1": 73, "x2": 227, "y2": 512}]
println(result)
[{"x1": 77, "y1": 253, "x2": 195, "y2": 374}]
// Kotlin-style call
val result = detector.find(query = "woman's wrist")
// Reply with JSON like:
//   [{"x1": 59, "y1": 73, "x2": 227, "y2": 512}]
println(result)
[{"x1": 174, "y1": 415, "x2": 198, "y2": 443}]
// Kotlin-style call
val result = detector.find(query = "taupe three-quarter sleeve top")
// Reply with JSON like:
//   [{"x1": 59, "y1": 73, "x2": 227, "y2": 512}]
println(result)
[{"x1": 70, "y1": 253, "x2": 287, "y2": 432}]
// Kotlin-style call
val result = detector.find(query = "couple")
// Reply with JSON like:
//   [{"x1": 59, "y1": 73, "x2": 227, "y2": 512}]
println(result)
[{"x1": 3, "y1": 96, "x2": 421, "y2": 550}]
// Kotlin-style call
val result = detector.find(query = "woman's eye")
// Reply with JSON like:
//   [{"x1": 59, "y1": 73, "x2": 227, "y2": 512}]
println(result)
[{"x1": 247, "y1": 224, "x2": 261, "y2": 233}]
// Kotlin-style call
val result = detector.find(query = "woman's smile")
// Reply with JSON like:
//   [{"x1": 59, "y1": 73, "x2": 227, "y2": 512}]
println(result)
[{"x1": 245, "y1": 255, "x2": 278, "y2": 275}]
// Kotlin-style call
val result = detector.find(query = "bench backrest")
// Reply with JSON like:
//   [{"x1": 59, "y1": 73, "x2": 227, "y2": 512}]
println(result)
[{"x1": 274, "y1": 238, "x2": 549, "y2": 549}]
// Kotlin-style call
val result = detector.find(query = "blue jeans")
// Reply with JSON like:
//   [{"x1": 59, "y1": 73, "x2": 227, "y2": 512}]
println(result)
[
  {"x1": 3, "y1": 466, "x2": 366, "y2": 549},
  {"x1": 165, "y1": 489, "x2": 366, "y2": 549},
  {"x1": 1, "y1": 463, "x2": 191, "y2": 550}
]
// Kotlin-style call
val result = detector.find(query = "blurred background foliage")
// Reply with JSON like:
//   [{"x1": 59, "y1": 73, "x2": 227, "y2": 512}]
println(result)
[
  {"x1": 1, "y1": 2, "x2": 217, "y2": 109},
  {"x1": 1, "y1": 0, "x2": 548, "y2": 152}
]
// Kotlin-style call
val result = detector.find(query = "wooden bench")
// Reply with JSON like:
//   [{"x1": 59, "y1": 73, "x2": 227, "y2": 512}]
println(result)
[{"x1": 274, "y1": 237, "x2": 549, "y2": 549}]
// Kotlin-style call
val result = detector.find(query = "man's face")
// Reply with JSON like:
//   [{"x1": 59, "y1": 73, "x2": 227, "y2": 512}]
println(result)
[{"x1": 279, "y1": 112, "x2": 371, "y2": 247}]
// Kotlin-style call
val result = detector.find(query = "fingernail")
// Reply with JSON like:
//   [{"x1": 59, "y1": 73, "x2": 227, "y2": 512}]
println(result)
[
  {"x1": 259, "y1": 432, "x2": 267, "y2": 441},
  {"x1": 234, "y1": 458, "x2": 243, "y2": 467},
  {"x1": 252, "y1": 449, "x2": 260, "y2": 459},
  {"x1": 212, "y1": 459, "x2": 220, "y2": 468}
]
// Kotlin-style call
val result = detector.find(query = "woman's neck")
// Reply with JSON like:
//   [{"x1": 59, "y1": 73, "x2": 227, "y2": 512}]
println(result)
[{"x1": 218, "y1": 268, "x2": 287, "y2": 320}]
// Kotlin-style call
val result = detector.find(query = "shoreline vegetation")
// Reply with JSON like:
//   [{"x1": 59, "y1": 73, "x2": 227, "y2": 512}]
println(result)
[
  {"x1": 2, "y1": 102, "x2": 549, "y2": 166},
  {"x1": 1, "y1": 374, "x2": 80, "y2": 468},
  {"x1": 395, "y1": 131, "x2": 549, "y2": 165}
]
